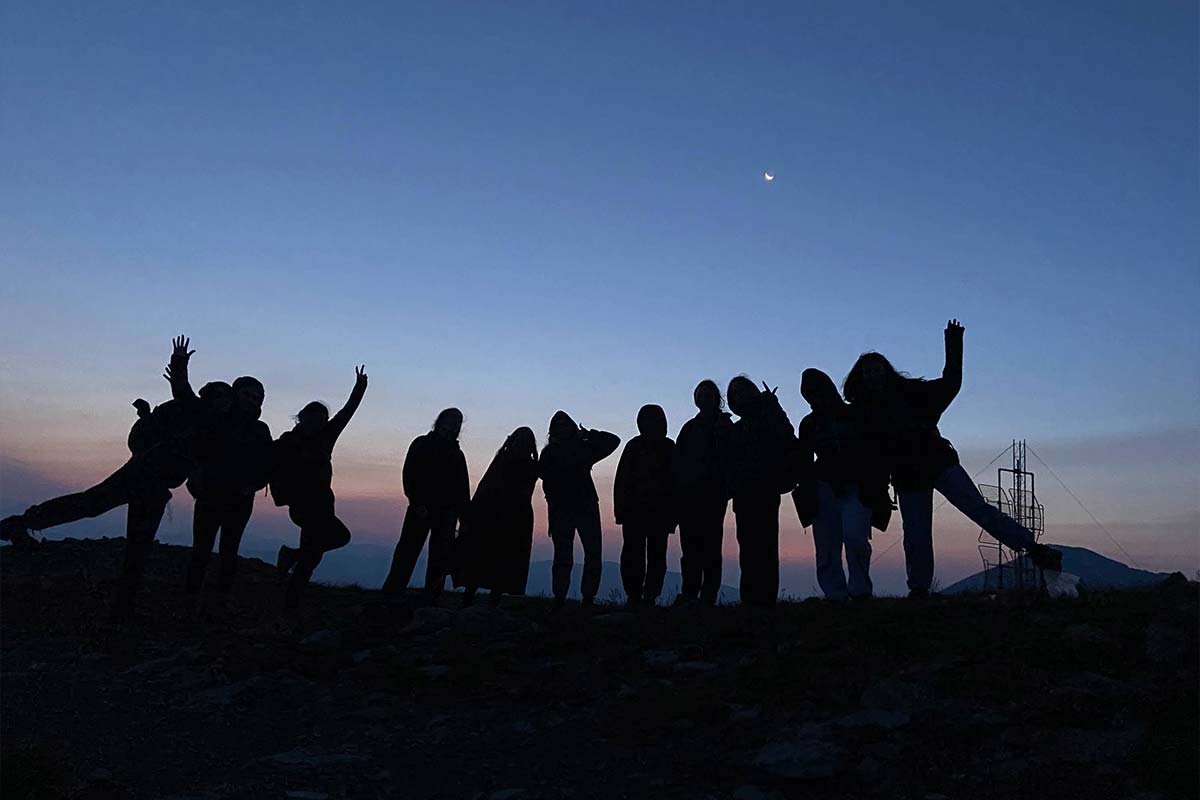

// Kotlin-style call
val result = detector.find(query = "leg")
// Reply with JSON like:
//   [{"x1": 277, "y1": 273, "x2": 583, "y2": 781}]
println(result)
[
  {"x1": 186, "y1": 498, "x2": 221, "y2": 593},
  {"x1": 112, "y1": 488, "x2": 171, "y2": 619},
  {"x1": 423, "y1": 510, "x2": 456, "y2": 599},
  {"x1": 620, "y1": 524, "x2": 646, "y2": 603},
  {"x1": 548, "y1": 505, "x2": 575, "y2": 602},
  {"x1": 285, "y1": 511, "x2": 349, "y2": 609},
  {"x1": 23, "y1": 461, "x2": 138, "y2": 531},
  {"x1": 935, "y1": 465, "x2": 1037, "y2": 551},
  {"x1": 216, "y1": 494, "x2": 255, "y2": 593},
  {"x1": 840, "y1": 487, "x2": 874, "y2": 598},
  {"x1": 577, "y1": 504, "x2": 603, "y2": 603},
  {"x1": 382, "y1": 506, "x2": 432, "y2": 594},
  {"x1": 898, "y1": 488, "x2": 934, "y2": 593},
  {"x1": 678, "y1": 514, "x2": 701, "y2": 601},
  {"x1": 643, "y1": 530, "x2": 669, "y2": 604},
  {"x1": 811, "y1": 482, "x2": 849, "y2": 600},
  {"x1": 699, "y1": 501, "x2": 727, "y2": 605},
  {"x1": 735, "y1": 496, "x2": 779, "y2": 608}
]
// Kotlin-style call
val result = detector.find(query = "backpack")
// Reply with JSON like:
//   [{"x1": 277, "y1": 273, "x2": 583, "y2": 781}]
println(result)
[{"x1": 268, "y1": 434, "x2": 303, "y2": 507}]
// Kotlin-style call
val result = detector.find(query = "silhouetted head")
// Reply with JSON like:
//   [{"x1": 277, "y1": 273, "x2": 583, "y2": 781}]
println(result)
[
  {"x1": 199, "y1": 381, "x2": 234, "y2": 415},
  {"x1": 693, "y1": 379, "x2": 723, "y2": 415},
  {"x1": 503, "y1": 426, "x2": 538, "y2": 459},
  {"x1": 232, "y1": 376, "x2": 265, "y2": 420},
  {"x1": 433, "y1": 408, "x2": 463, "y2": 442},
  {"x1": 549, "y1": 410, "x2": 577, "y2": 443},
  {"x1": 296, "y1": 401, "x2": 330, "y2": 431},
  {"x1": 843, "y1": 352, "x2": 905, "y2": 404},
  {"x1": 636, "y1": 404, "x2": 668, "y2": 439},
  {"x1": 800, "y1": 369, "x2": 842, "y2": 412},
  {"x1": 726, "y1": 376, "x2": 761, "y2": 418}
]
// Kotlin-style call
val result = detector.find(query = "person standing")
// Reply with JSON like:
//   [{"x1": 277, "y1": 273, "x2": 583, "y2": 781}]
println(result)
[
  {"x1": 613, "y1": 404, "x2": 676, "y2": 606},
  {"x1": 725, "y1": 376, "x2": 798, "y2": 608},
  {"x1": 184, "y1": 375, "x2": 272, "y2": 596},
  {"x1": 454, "y1": 427, "x2": 539, "y2": 607},
  {"x1": 671, "y1": 380, "x2": 732, "y2": 605},
  {"x1": 382, "y1": 408, "x2": 471, "y2": 601},
  {"x1": 794, "y1": 368, "x2": 891, "y2": 601},
  {"x1": 538, "y1": 411, "x2": 620, "y2": 610}
]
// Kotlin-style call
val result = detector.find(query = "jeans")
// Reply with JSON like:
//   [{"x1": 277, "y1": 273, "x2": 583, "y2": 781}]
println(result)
[
  {"x1": 548, "y1": 502, "x2": 603, "y2": 602},
  {"x1": 812, "y1": 481, "x2": 873, "y2": 600},
  {"x1": 898, "y1": 463, "x2": 1037, "y2": 592}
]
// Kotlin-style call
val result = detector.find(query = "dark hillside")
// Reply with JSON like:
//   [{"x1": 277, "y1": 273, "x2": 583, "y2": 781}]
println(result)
[{"x1": 2, "y1": 538, "x2": 1196, "y2": 800}]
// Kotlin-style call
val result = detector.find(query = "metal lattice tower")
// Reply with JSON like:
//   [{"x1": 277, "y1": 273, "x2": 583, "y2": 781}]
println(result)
[{"x1": 976, "y1": 440, "x2": 1045, "y2": 591}]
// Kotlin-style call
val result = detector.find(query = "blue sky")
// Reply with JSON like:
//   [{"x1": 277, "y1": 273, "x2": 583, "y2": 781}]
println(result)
[{"x1": 2, "y1": 2, "x2": 1196, "y2": 587}]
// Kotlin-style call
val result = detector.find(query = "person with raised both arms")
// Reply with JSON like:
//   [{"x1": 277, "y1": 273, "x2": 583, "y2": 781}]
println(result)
[
  {"x1": 842, "y1": 319, "x2": 1062, "y2": 597},
  {"x1": 538, "y1": 411, "x2": 620, "y2": 611}
]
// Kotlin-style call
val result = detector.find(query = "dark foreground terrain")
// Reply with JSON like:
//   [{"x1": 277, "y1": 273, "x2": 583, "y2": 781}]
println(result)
[{"x1": 2, "y1": 538, "x2": 1196, "y2": 800}]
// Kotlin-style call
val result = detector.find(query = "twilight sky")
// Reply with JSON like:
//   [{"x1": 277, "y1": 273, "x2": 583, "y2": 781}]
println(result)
[{"x1": 2, "y1": 2, "x2": 1196, "y2": 593}]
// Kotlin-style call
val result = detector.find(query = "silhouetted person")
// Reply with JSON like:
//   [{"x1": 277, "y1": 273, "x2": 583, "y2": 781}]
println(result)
[
  {"x1": 454, "y1": 427, "x2": 540, "y2": 608},
  {"x1": 0, "y1": 336, "x2": 224, "y2": 619},
  {"x1": 843, "y1": 320, "x2": 1062, "y2": 596},
  {"x1": 538, "y1": 411, "x2": 620, "y2": 610},
  {"x1": 613, "y1": 405, "x2": 676, "y2": 606},
  {"x1": 794, "y1": 369, "x2": 892, "y2": 600},
  {"x1": 184, "y1": 376, "x2": 272, "y2": 596},
  {"x1": 725, "y1": 376, "x2": 798, "y2": 608},
  {"x1": 382, "y1": 408, "x2": 470, "y2": 601},
  {"x1": 272, "y1": 366, "x2": 368, "y2": 610},
  {"x1": 671, "y1": 379, "x2": 733, "y2": 605}
]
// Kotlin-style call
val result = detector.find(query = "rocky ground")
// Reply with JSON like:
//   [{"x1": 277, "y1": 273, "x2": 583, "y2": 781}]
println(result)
[{"x1": 2, "y1": 537, "x2": 1196, "y2": 800}]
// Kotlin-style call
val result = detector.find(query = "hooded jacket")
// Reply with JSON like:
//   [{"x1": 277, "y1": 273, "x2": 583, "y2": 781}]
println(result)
[
  {"x1": 539, "y1": 411, "x2": 620, "y2": 508},
  {"x1": 795, "y1": 369, "x2": 892, "y2": 530},
  {"x1": 613, "y1": 405, "x2": 676, "y2": 529}
]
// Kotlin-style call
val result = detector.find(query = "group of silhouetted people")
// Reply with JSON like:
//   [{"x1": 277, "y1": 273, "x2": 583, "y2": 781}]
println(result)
[{"x1": 1, "y1": 321, "x2": 1063, "y2": 621}]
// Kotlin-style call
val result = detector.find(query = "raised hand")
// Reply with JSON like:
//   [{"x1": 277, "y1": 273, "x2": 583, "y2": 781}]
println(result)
[
  {"x1": 945, "y1": 319, "x2": 964, "y2": 337},
  {"x1": 171, "y1": 335, "x2": 194, "y2": 362},
  {"x1": 761, "y1": 381, "x2": 779, "y2": 396},
  {"x1": 354, "y1": 364, "x2": 368, "y2": 389}
]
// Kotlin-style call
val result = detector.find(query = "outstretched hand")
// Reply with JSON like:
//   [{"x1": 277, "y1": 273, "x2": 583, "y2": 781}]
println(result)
[
  {"x1": 945, "y1": 319, "x2": 964, "y2": 337},
  {"x1": 761, "y1": 381, "x2": 779, "y2": 396},
  {"x1": 171, "y1": 335, "x2": 194, "y2": 361},
  {"x1": 354, "y1": 364, "x2": 368, "y2": 389}
]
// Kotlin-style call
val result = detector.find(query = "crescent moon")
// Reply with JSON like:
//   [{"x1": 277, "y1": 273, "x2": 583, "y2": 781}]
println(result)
[{"x1": 764, "y1": 172, "x2": 775, "y2": 181}]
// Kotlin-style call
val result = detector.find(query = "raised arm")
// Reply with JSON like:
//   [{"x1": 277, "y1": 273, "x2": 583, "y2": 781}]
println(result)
[
  {"x1": 325, "y1": 365, "x2": 368, "y2": 447},
  {"x1": 940, "y1": 318, "x2": 964, "y2": 400},
  {"x1": 585, "y1": 428, "x2": 621, "y2": 465},
  {"x1": 162, "y1": 335, "x2": 197, "y2": 402}
]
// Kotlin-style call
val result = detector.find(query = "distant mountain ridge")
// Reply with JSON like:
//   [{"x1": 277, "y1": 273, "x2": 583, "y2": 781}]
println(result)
[
  {"x1": 943, "y1": 545, "x2": 1170, "y2": 594},
  {"x1": 240, "y1": 543, "x2": 740, "y2": 604}
]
